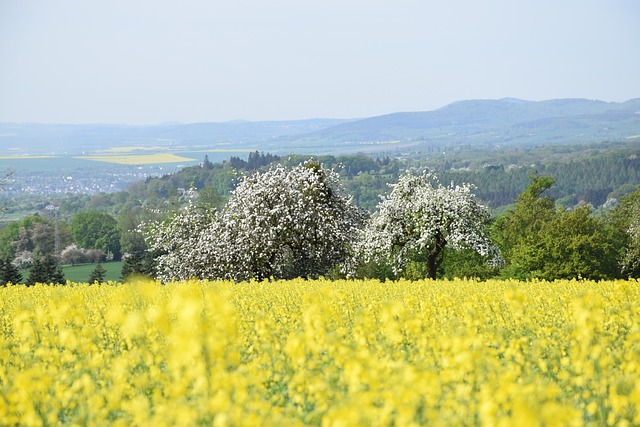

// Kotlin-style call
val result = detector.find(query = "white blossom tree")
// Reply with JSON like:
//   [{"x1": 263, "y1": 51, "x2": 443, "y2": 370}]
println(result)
[
  {"x1": 143, "y1": 161, "x2": 364, "y2": 282},
  {"x1": 622, "y1": 206, "x2": 640, "y2": 275},
  {"x1": 223, "y1": 161, "x2": 364, "y2": 281},
  {"x1": 358, "y1": 171, "x2": 500, "y2": 279},
  {"x1": 142, "y1": 199, "x2": 229, "y2": 282}
]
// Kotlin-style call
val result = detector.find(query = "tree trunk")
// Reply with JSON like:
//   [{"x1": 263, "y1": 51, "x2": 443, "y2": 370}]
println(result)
[{"x1": 426, "y1": 233, "x2": 446, "y2": 279}]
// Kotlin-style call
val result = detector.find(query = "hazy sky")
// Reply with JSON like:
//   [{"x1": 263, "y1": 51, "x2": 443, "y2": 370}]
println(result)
[{"x1": 1, "y1": 0, "x2": 639, "y2": 124}]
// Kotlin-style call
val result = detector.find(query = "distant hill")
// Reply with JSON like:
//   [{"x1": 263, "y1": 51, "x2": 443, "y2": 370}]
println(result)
[
  {"x1": 1, "y1": 98, "x2": 639, "y2": 157},
  {"x1": 282, "y1": 98, "x2": 640, "y2": 150},
  {"x1": 0, "y1": 119, "x2": 352, "y2": 156}
]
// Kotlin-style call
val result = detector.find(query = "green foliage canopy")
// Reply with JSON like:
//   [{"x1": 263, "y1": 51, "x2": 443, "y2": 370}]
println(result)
[
  {"x1": 493, "y1": 175, "x2": 622, "y2": 280},
  {"x1": 70, "y1": 211, "x2": 121, "y2": 260}
]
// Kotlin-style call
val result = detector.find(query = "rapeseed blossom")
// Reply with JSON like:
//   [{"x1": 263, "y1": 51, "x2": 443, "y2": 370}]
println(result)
[{"x1": 1, "y1": 278, "x2": 639, "y2": 425}]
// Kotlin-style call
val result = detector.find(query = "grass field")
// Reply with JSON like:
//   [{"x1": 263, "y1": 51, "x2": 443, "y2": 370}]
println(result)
[
  {"x1": 0, "y1": 156, "x2": 98, "y2": 171},
  {"x1": 61, "y1": 261, "x2": 123, "y2": 283},
  {"x1": 0, "y1": 156, "x2": 58, "y2": 160},
  {"x1": 19, "y1": 262, "x2": 123, "y2": 284}
]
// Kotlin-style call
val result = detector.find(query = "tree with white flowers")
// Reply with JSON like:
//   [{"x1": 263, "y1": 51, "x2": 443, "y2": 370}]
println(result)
[
  {"x1": 620, "y1": 189, "x2": 640, "y2": 276},
  {"x1": 358, "y1": 171, "x2": 501, "y2": 279},
  {"x1": 143, "y1": 161, "x2": 365, "y2": 282},
  {"x1": 223, "y1": 161, "x2": 364, "y2": 281},
  {"x1": 143, "y1": 199, "x2": 229, "y2": 282}
]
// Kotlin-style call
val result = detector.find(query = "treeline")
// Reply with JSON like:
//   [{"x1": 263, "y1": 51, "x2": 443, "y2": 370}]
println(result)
[
  {"x1": 131, "y1": 165, "x2": 640, "y2": 283},
  {"x1": 0, "y1": 143, "x2": 639, "y2": 284},
  {"x1": 437, "y1": 149, "x2": 640, "y2": 209},
  {"x1": 3, "y1": 146, "x2": 638, "y2": 223}
]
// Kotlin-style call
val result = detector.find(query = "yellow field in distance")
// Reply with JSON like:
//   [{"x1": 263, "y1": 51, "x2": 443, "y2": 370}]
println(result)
[
  {"x1": 76, "y1": 153, "x2": 196, "y2": 164},
  {"x1": 98, "y1": 146, "x2": 176, "y2": 154}
]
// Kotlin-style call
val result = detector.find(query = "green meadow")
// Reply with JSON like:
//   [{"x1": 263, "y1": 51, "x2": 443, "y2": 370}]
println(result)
[
  {"x1": 62, "y1": 261, "x2": 124, "y2": 283},
  {"x1": 19, "y1": 261, "x2": 124, "y2": 284}
]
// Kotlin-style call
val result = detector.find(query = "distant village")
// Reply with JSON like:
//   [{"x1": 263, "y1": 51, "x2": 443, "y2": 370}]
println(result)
[{"x1": 1, "y1": 165, "x2": 176, "y2": 196}]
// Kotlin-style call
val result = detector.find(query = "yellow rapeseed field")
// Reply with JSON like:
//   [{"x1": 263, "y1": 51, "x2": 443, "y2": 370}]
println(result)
[
  {"x1": 76, "y1": 153, "x2": 196, "y2": 165},
  {"x1": 1, "y1": 278, "x2": 639, "y2": 426}
]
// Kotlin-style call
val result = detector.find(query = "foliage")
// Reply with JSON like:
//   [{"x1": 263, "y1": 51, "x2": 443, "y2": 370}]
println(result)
[
  {"x1": 228, "y1": 150, "x2": 280, "y2": 171},
  {"x1": 88, "y1": 261, "x2": 107, "y2": 284},
  {"x1": 1, "y1": 278, "x2": 640, "y2": 425},
  {"x1": 70, "y1": 211, "x2": 121, "y2": 260},
  {"x1": 494, "y1": 175, "x2": 623, "y2": 280},
  {"x1": 120, "y1": 252, "x2": 155, "y2": 280},
  {"x1": 60, "y1": 244, "x2": 85, "y2": 266},
  {"x1": 60, "y1": 244, "x2": 105, "y2": 266},
  {"x1": 437, "y1": 147, "x2": 640, "y2": 209},
  {"x1": 0, "y1": 255, "x2": 22, "y2": 285},
  {"x1": 624, "y1": 214, "x2": 640, "y2": 276},
  {"x1": 538, "y1": 206, "x2": 621, "y2": 280},
  {"x1": 438, "y1": 247, "x2": 499, "y2": 280},
  {"x1": 357, "y1": 171, "x2": 500, "y2": 279},
  {"x1": 1, "y1": 150, "x2": 638, "y2": 280},
  {"x1": 27, "y1": 254, "x2": 65, "y2": 285},
  {"x1": 492, "y1": 175, "x2": 557, "y2": 279},
  {"x1": 0, "y1": 215, "x2": 72, "y2": 259},
  {"x1": 144, "y1": 162, "x2": 365, "y2": 282}
]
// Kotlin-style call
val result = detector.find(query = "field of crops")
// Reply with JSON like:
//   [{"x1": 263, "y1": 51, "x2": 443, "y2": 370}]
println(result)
[
  {"x1": 77, "y1": 153, "x2": 196, "y2": 165},
  {"x1": 1, "y1": 278, "x2": 639, "y2": 426}
]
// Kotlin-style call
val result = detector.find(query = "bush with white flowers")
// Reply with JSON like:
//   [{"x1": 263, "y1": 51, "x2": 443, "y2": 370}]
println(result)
[{"x1": 357, "y1": 171, "x2": 501, "y2": 279}]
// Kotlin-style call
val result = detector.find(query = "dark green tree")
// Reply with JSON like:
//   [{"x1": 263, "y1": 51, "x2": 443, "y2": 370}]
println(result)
[
  {"x1": 494, "y1": 175, "x2": 622, "y2": 280},
  {"x1": 120, "y1": 251, "x2": 154, "y2": 280},
  {"x1": 439, "y1": 248, "x2": 498, "y2": 280},
  {"x1": 537, "y1": 206, "x2": 621, "y2": 280},
  {"x1": 49, "y1": 259, "x2": 66, "y2": 285},
  {"x1": 0, "y1": 256, "x2": 22, "y2": 285},
  {"x1": 202, "y1": 154, "x2": 213, "y2": 170},
  {"x1": 492, "y1": 175, "x2": 557, "y2": 279},
  {"x1": 27, "y1": 255, "x2": 65, "y2": 285},
  {"x1": 27, "y1": 257, "x2": 47, "y2": 286},
  {"x1": 88, "y1": 261, "x2": 107, "y2": 284}
]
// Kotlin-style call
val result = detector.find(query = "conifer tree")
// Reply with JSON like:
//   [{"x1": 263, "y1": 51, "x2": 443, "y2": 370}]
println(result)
[
  {"x1": 0, "y1": 256, "x2": 22, "y2": 285},
  {"x1": 89, "y1": 261, "x2": 107, "y2": 284},
  {"x1": 27, "y1": 257, "x2": 47, "y2": 285},
  {"x1": 28, "y1": 255, "x2": 65, "y2": 285},
  {"x1": 44, "y1": 254, "x2": 65, "y2": 285}
]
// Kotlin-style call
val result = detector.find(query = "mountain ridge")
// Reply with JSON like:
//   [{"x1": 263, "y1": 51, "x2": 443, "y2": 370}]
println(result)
[{"x1": 1, "y1": 98, "x2": 639, "y2": 156}]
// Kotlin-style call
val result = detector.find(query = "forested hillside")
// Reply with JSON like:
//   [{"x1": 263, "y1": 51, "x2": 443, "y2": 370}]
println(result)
[
  {"x1": 2, "y1": 141, "x2": 639, "y2": 219},
  {"x1": 1, "y1": 140, "x2": 639, "y2": 284}
]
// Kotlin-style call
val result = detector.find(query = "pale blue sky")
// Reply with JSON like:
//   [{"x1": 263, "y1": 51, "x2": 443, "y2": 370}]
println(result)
[{"x1": 1, "y1": 0, "x2": 638, "y2": 124}]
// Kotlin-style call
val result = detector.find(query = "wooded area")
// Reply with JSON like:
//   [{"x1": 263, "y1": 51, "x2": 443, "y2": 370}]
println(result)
[{"x1": 0, "y1": 141, "x2": 639, "y2": 284}]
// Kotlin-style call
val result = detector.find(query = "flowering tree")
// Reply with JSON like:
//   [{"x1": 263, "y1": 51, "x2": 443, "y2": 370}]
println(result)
[
  {"x1": 610, "y1": 186, "x2": 640, "y2": 278},
  {"x1": 223, "y1": 161, "x2": 364, "y2": 281},
  {"x1": 358, "y1": 171, "x2": 500, "y2": 279},
  {"x1": 143, "y1": 199, "x2": 229, "y2": 282},
  {"x1": 622, "y1": 200, "x2": 640, "y2": 276},
  {"x1": 143, "y1": 161, "x2": 364, "y2": 282}
]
